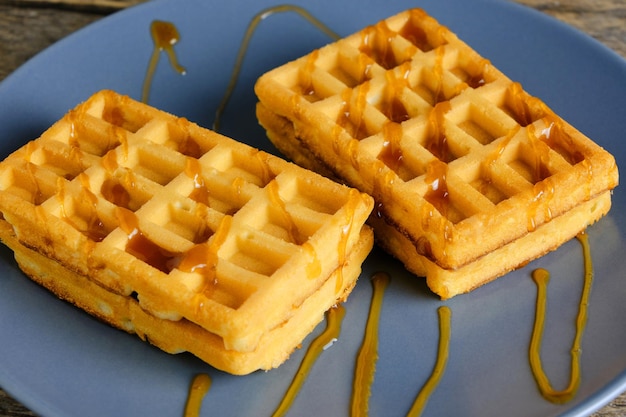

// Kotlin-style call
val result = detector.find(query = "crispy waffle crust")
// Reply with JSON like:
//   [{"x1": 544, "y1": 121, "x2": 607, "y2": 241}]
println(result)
[
  {"x1": 255, "y1": 8, "x2": 619, "y2": 298},
  {"x1": 0, "y1": 90, "x2": 374, "y2": 375}
]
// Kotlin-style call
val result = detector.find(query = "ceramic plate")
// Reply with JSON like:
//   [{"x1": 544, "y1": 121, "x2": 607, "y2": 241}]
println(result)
[{"x1": 0, "y1": 0, "x2": 625, "y2": 416}]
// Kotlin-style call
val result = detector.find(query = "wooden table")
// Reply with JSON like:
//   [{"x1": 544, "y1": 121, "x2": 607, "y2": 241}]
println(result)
[{"x1": 0, "y1": 0, "x2": 624, "y2": 415}]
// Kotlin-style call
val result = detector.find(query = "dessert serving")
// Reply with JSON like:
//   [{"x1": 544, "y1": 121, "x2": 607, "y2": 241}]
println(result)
[
  {"x1": 0, "y1": 89, "x2": 374, "y2": 375},
  {"x1": 255, "y1": 8, "x2": 619, "y2": 299}
]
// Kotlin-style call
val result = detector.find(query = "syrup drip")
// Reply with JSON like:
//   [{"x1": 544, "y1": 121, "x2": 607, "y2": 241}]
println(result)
[
  {"x1": 179, "y1": 215, "x2": 231, "y2": 295},
  {"x1": 398, "y1": 9, "x2": 433, "y2": 52},
  {"x1": 185, "y1": 158, "x2": 210, "y2": 206},
  {"x1": 254, "y1": 150, "x2": 274, "y2": 187},
  {"x1": 526, "y1": 123, "x2": 553, "y2": 183},
  {"x1": 116, "y1": 207, "x2": 180, "y2": 273},
  {"x1": 25, "y1": 162, "x2": 45, "y2": 205},
  {"x1": 431, "y1": 46, "x2": 447, "y2": 104},
  {"x1": 178, "y1": 134, "x2": 204, "y2": 160},
  {"x1": 101, "y1": 178, "x2": 132, "y2": 209},
  {"x1": 351, "y1": 272, "x2": 390, "y2": 416},
  {"x1": 463, "y1": 57, "x2": 489, "y2": 89},
  {"x1": 359, "y1": 20, "x2": 400, "y2": 70},
  {"x1": 267, "y1": 180, "x2": 305, "y2": 245},
  {"x1": 525, "y1": 123, "x2": 556, "y2": 232},
  {"x1": 527, "y1": 180, "x2": 555, "y2": 232},
  {"x1": 77, "y1": 173, "x2": 108, "y2": 242},
  {"x1": 379, "y1": 122, "x2": 404, "y2": 173},
  {"x1": 539, "y1": 116, "x2": 585, "y2": 166},
  {"x1": 212, "y1": 5, "x2": 340, "y2": 130},
  {"x1": 371, "y1": 161, "x2": 395, "y2": 219},
  {"x1": 302, "y1": 242, "x2": 321, "y2": 279},
  {"x1": 142, "y1": 20, "x2": 186, "y2": 104},
  {"x1": 381, "y1": 65, "x2": 411, "y2": 123},
  {"x1": 336, "y1": 190, "x2": 360, "y2": 294},
  {"x1": 183, "y1": 373, "x2": 212, "y2": 417},
  {"x1": 424, "y1": 160, "x2": 450, "y2": 217},
  {"x1": 529, "y1": 232, "x2": 592, "y2": 404},
  {"x1": 299, "y1": 50, "x2": 320, "y2": 98},
  {"x1": 425, "y1": 102, "x2": 452, "y2": 162},
  {"x1": 338, "y1": 84, "x2": 371, "y2": 141},
  {"x1": 271, "y1": 306, "x2": 346, "y2": 417},
  {"x1": 407, "y1": 306, "x2": 452, "y2": 417},
  {"x1": 58, "y1": 173, "x2": 107, "y2": 242},
  {"x1": 505, "y1": 82, "x2": 536, "y2": 127}
]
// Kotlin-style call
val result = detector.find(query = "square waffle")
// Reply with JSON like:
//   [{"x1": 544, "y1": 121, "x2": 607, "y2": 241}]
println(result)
[
  {"x1": 0, "y1": 90, "x2": 374, "y2": 374},
  {"x1": 255, "y1": 8, "x2": 619, "y2": 298}
]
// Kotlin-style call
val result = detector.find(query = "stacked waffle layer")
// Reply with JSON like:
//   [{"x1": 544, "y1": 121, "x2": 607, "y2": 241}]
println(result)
[
  {"x1": 255, "y1": 8, "x2": 619, "y2": 298},
  {"x1": 0, "y1": 90, "x2": 374, "y2": 375}
]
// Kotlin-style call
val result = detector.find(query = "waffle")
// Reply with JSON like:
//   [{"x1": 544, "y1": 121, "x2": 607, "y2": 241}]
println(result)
[
  {"x1": 255, "y1": 8, "x2": 619, "y2": 298},
  {"x1": 0, "y1": 90, "x2": 374, "y2": 375}
]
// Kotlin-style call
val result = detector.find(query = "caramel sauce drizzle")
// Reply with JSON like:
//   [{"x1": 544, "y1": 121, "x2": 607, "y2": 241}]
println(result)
[
  {"x1": 406, "y1": 306, "x2": 451, "y2": 417},
  {"x1": 271, "y1": 306, "x2": 346, "y2": 417},
  {"x1": 142, "y1": 20, "x2": 186, "y2": 104},
  {"x1": 212, "y1": 5, "x2": 340, "y2": 131},
  {"x1": 351, "y1": 272, "x2": 390, "y2": 416},
  {"x1": 183, "y1": 373, "x2": 212, "y2": 417},
  {"x1": 529, "y1": 232, "x2": 593, "y2": 404}
]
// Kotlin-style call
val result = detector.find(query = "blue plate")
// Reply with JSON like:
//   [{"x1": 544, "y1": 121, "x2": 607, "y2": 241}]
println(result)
[{"x1": 0, "y1": 0, "x2": 625, "y2": 416}]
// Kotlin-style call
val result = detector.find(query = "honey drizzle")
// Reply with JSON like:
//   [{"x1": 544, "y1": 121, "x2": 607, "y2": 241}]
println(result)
[
  {"x1": 212, "y1": 5, "x2": 340, "y2": 130},
  {"x1": 271, "y1": 306, "x2": 346, "y2": 417},
  {"x1": 142, "y1": 20, "x2": 186, "y2": 104},
  {"x1": 406, "y1": 306, "x2": 451, "y2": 417},
  {"x1": 351, "y1": 272, "x2": 390, "y2": 416},
  {"x1": 183, "y1": 373, "x2": 212, "y2": 417},
  {"x1": 529, "y1": 232, "x2": 593, "y2": 404}
]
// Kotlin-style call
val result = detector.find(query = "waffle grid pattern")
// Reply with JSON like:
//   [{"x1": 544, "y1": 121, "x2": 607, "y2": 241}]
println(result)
[
  {"x1": 0, "y1": 90, "x2": 374, "y2": 354},
  {"x1": 255, "y1": 8, "x2": 618, "y2": 272}
]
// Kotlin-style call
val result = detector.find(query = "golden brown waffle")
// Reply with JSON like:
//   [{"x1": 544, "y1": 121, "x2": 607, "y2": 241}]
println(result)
[
  {"x1": 0, "y1": 90, "x2": 374, "y2": 374},
  {"x1": 255, "y1": 8, "x2": 619, "y2": 298}
]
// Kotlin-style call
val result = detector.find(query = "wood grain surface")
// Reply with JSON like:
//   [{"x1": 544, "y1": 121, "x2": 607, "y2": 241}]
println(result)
[{"x1": 0, "y1": 0, "x2": 624, "y2": 416}]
